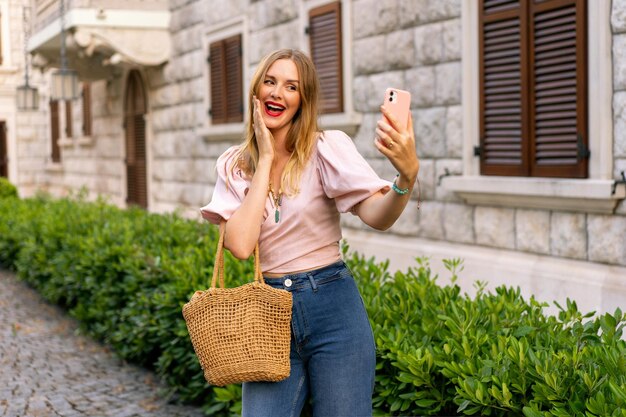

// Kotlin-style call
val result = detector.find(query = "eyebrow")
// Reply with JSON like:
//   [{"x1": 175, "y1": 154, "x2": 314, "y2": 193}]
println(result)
[{"x1": 265, "y1": 74, "x2": 300, "y2": 83}]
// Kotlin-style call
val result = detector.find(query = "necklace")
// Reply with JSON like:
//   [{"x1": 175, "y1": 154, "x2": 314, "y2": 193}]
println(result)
[{"x1": 268, "y1": 182, "x2": 283, "y2": 223}]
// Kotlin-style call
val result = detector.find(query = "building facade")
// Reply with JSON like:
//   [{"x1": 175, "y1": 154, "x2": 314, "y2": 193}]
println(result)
[{"x1": 3, "y1": 0, "x2": 625, "y2": 313}]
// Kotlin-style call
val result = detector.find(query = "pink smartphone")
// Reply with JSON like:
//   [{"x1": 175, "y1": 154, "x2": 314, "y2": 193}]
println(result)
[{"x1": 381, "y1": 88, "x2": 411, "y2": 131}]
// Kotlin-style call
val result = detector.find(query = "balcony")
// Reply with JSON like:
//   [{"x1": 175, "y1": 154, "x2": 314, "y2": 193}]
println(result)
[{"x1": 28, "y1": 0, "x2": 171, "y2": 80}]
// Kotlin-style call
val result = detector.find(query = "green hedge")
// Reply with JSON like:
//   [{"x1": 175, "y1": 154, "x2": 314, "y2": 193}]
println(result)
[
  {"x1": 0, "y1": 177, "x2": 18, "y2": 199},
  {"x1": 0, "y1": 194, "x2": 624, "y2": 417}
]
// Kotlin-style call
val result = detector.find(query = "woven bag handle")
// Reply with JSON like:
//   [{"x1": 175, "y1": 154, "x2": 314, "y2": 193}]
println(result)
[{"x1": 210, "y1": 221, "x2": 264, "y2": 289}]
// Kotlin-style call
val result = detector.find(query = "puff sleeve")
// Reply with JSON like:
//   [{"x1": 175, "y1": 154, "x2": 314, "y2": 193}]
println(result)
[
  {"x1": 316, "y1": 130, "x2": 392, "y2": 213},
  {"x1": 200, "y1": 146, "x2": 249, "y2": 224}
]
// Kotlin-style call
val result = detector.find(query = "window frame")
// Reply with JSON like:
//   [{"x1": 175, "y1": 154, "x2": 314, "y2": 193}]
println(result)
[
  {"x1": 300, "y1": 0, "x2": 361, "y2": 135},
  {"x1": 442, "y1": 0, "x2": 624, "y2": 214},
  {"x1": 199, "y1": 17, "x2": 248, "y2": 141}
]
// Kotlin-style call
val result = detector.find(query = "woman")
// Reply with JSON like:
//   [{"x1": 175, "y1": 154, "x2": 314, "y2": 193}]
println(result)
[{"x1": 201, "y1": 49, "x2": 419, "y2": 417}]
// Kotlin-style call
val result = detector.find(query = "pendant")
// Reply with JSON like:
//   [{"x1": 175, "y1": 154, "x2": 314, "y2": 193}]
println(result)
[{"x1": 275, "y1": 209, "x2": 280, "y2": 223}]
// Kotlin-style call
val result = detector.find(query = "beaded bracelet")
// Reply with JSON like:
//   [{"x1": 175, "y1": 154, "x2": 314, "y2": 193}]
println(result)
[
  {"x1": 392, "y1": 174, "x2": 421, "y2": 210},
  {"x1": 392, "y1": 174, "x2": 410, "y2": 195}
]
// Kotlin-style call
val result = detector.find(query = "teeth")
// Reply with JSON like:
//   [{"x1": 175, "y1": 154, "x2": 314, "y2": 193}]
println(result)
[{"x1": 267, "y1": 104, "x2": 284, "y2": 111}]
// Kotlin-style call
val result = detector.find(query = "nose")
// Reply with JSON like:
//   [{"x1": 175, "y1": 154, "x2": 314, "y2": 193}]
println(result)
[{"x1": 270, "y1": 84, "x2": 281, "y2": 99}]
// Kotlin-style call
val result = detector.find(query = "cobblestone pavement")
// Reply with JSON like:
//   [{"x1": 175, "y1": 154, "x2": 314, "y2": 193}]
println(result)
[{"x1": 0, "y1": 270, "x2": 206, "y2": 417}]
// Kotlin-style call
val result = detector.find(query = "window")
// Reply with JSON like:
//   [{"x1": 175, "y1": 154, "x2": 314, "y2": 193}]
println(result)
[
  {"x1": 82, "y1": 83, "x2": 92, "y2": 136},
  {"x1": 309, "y1": 2, "x2": 343, "y2": 114},
  {"x1": 478, "y1": 0, "x2": 587, "y2": 178},
  {"x1": 65, "y1": 100, "x2": 73, "y2": 138},
  {"x1": 50, "y1": 101, "x2": 61, "y2": 163},
  {"x1": 208, "y1": 34, "x2": 243, "y2": 124}
]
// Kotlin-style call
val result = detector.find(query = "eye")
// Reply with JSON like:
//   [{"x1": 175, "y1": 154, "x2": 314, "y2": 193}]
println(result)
[
  {"x1": 264, "y1": 79, "x2": 274, "y2": 85},
  {"x1": 287, "y1": 84, "x2": 298, "y2": 91}
]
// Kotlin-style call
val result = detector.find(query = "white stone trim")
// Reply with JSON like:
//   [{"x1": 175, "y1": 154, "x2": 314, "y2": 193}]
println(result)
[
  {"x1": 450, "y1": 0, "x2": 621, "y2": 212},
  {"x1": 28, "y1": 9, "x2": 170, "y2": 51},
  {"x1": 443, "y1": 176, "x2": 625, "y2": 214},
  {"x1": 200, "y1": 16, "x2": 249, "y2": 141},
  {"x1": 343, "y1": 227, "x2": 626, "y2": 316},
  {"x1": 0, "y1": 1, "x2": 12, "y2": 68},
  {"x1": 299, "y1": 0, "x2": 361, "y2": 135},
  {"x1": 77, "y1": 136, "x2": 93, "y2": 146}
]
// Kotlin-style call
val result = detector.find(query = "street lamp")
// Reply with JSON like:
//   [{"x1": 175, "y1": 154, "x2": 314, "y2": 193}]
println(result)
[
  {"x1": 16, "y1": 6, "x2": 39, "y2": 110},
  {"x1": 50, "y1": 0, "x2": 79, "y2": 101}
]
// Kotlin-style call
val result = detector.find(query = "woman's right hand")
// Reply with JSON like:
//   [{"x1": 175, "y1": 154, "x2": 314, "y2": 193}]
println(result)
[{"x1": 252, "y1": 96, "x2": 274, "y2": 164}]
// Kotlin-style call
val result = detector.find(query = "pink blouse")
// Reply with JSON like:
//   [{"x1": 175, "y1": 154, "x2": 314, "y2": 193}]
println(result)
[{"x1": 200, "y1": 130, "x2": 391, "y2": 273}]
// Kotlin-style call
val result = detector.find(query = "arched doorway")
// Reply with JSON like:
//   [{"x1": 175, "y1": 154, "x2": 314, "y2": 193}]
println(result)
[{"x1": 124, "y1": 70, "x2": 148, "y2": 208}]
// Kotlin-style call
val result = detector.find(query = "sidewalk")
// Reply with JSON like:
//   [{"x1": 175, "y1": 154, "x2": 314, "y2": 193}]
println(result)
[{"x1": 0, "y1": 270, "x2": 205, "y2": 417}]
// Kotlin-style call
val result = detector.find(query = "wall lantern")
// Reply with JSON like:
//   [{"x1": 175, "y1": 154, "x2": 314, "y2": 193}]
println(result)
[
  {"x1": 49, "y1": 0, "x2": 79, "y2": 101},
  {"x1": 16, "y1": 6, "x2": 39, "y2": 110}
]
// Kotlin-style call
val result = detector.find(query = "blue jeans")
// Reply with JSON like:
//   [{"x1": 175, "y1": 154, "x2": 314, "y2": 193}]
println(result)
[{"x1": 242, "y1": 260, "x2": 376, "y2": 417}]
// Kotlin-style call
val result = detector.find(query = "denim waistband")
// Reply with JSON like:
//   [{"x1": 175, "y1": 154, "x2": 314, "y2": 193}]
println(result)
[{"x1": 263, "y1": 260, "x2": 350, "y2": 292}]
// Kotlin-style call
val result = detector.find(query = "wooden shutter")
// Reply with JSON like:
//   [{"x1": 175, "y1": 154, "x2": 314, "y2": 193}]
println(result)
[
  {"x1": 309, "y1": 2, "x2": 343, "y2": 114},
  {"x1": 479, "y1": 0, "x2": 529, "y2": 175},
  {"x1": 530, "y1": 0, "x2": 587, "y2": 177},
  {"x1": 82, "y1": 83, "x2": 92, "y2": 136},
  {"x1": 0, "y1": 122, "x2": 7, "y2": 178},
  {"x1": 125, "y1": 71, "x2": 148, "y2": 208},
  {"x1": 479, "y1": 0, "x2": 587, "y2": 178},
  {"x1": 50, "y1": 101, "x2": 61, "y2": 163},
  {"x1": 65, "y1": 100, "x2": 73, "y2": 138},
  {"x1": 209, "y1": 35, "x2": 243, "y2": 124}
]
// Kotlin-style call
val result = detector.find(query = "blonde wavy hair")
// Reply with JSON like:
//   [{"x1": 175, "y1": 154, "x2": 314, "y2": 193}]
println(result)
[{"x1": 232, "y1": 49, "x2": 320, "y2": 196}]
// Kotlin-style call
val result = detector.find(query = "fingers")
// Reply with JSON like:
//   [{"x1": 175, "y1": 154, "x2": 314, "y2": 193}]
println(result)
[{"x1": 380, "y1": 105, "x2": 402, "y2": 132}]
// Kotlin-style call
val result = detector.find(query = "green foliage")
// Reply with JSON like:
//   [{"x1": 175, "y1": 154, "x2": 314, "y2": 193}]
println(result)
[
  {"x1": 0, "y1": 196, "x2": 624, "y2": 416},
  {"x1": 0, "y1": 177, "x2": 18, "y2": 199}
]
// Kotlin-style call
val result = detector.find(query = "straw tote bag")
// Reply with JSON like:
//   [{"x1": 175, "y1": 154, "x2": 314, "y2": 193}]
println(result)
[{"x1": 182, "y1": 222, "x2": 293, "y2": 386}]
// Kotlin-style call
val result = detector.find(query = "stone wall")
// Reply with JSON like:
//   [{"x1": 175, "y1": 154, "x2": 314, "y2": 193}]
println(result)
[{"x1": 11, "y1": 0, "x2": 626, "y2": 267}]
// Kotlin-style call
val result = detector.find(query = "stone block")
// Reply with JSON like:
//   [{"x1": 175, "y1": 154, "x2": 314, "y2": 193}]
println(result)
[
  {"x1": 445, "y1": 105, "x2": 462, "y2": 157},
  {"x1": 389, "y1": 200, "x2": 422, "y2": 236},
  {"x1": 353, "y1": 76, "x2": 372, "y2": 113},
  {"x1": 172, "y1": 24, "x2": 202, "y2": 57},
  {"x1": 399, "y1": 0, "x2": 428, "y2": 27},
  {"x1": 614, "y1": 92, "x2": 626, "y2": 157},
  {"x1": 353, "y1": 0, "x2": 399, "y2": 38},
  {"x1": 368, "y1": 157, "x2": 397, "y2": 183},
  {"x1": 442, "y1": 19, "x2": 461, "y2": 61},
  {"x1": 475, "y1": 206, "x2": 516, "y2": 249},
  {"x1": 417, "y1": 200, "x2": 444, "y2": 239},
  {"x1": 413, "y1": 107, "x2": 447, "y2": 158},
  {"x1": 206, "y1": 0, "x2": 246, "y2": 26},
  {"x1": 443, "y1": 203, "x2": 474, "y2": 244},
  {"x1": 405, "y1": 67, "x2": 436, "y2": 107},
  {"x1": 434, "y1": 159, "x2": 462, "y2": 201},
  {"x1": 550, "y1": 212, "x2": 587, "y2": 260},
  {"x1": 435, "y1": 62, "x2": 461, "y2": 105},
  {"x1": 354, "y1": 35, "x2": 387, "y2": 75},
  {"x1": 152, "y1": 84, "x2": 182, "y2": 108},
  {"x1": 170, "y1": 1, "x2": 204, "y2": 33},
  {"x1": 516, "y1": 209, "x2": 550, "y2": 254},
  {"x1": 385, "y1": 29, "x2": 416, "y2": 70},
  {"x1": 414, "y1": 23, "x2": 443, "y2": 65},
  {"x1": 248, "y1": 0, "x2": 298, "y2": 31},
  {"x1": 353, "y1": 112, "x2": 381, "y2": 159},
  {"x1": 613, "y1": 35, "x2": 626, "y2": 91},
  {"x1": 588, "y1": 215, "x2": 626, "y2": 265},
  {"x1": 416, "y1": 158, "x2": 435, "y2": 201},
  {"x1": 370, "y1": 71, "x2": 406, "y2": 106},
  {"x1": 249, "y1": 21, "x2": 301, "y2": 65},
  {"x1": 612, "y1": 0, "x2": 626, "y2": 33}
]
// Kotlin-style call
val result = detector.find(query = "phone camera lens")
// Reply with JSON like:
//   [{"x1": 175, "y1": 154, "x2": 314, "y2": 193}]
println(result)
[{"x1": 389, "y1": 97, "x2": 393, "y2": 102}]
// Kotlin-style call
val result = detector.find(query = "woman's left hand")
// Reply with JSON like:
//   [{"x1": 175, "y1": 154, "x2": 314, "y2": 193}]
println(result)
[{"x1": 374, "y1": 105, "x2": 420, "y2": 183}]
